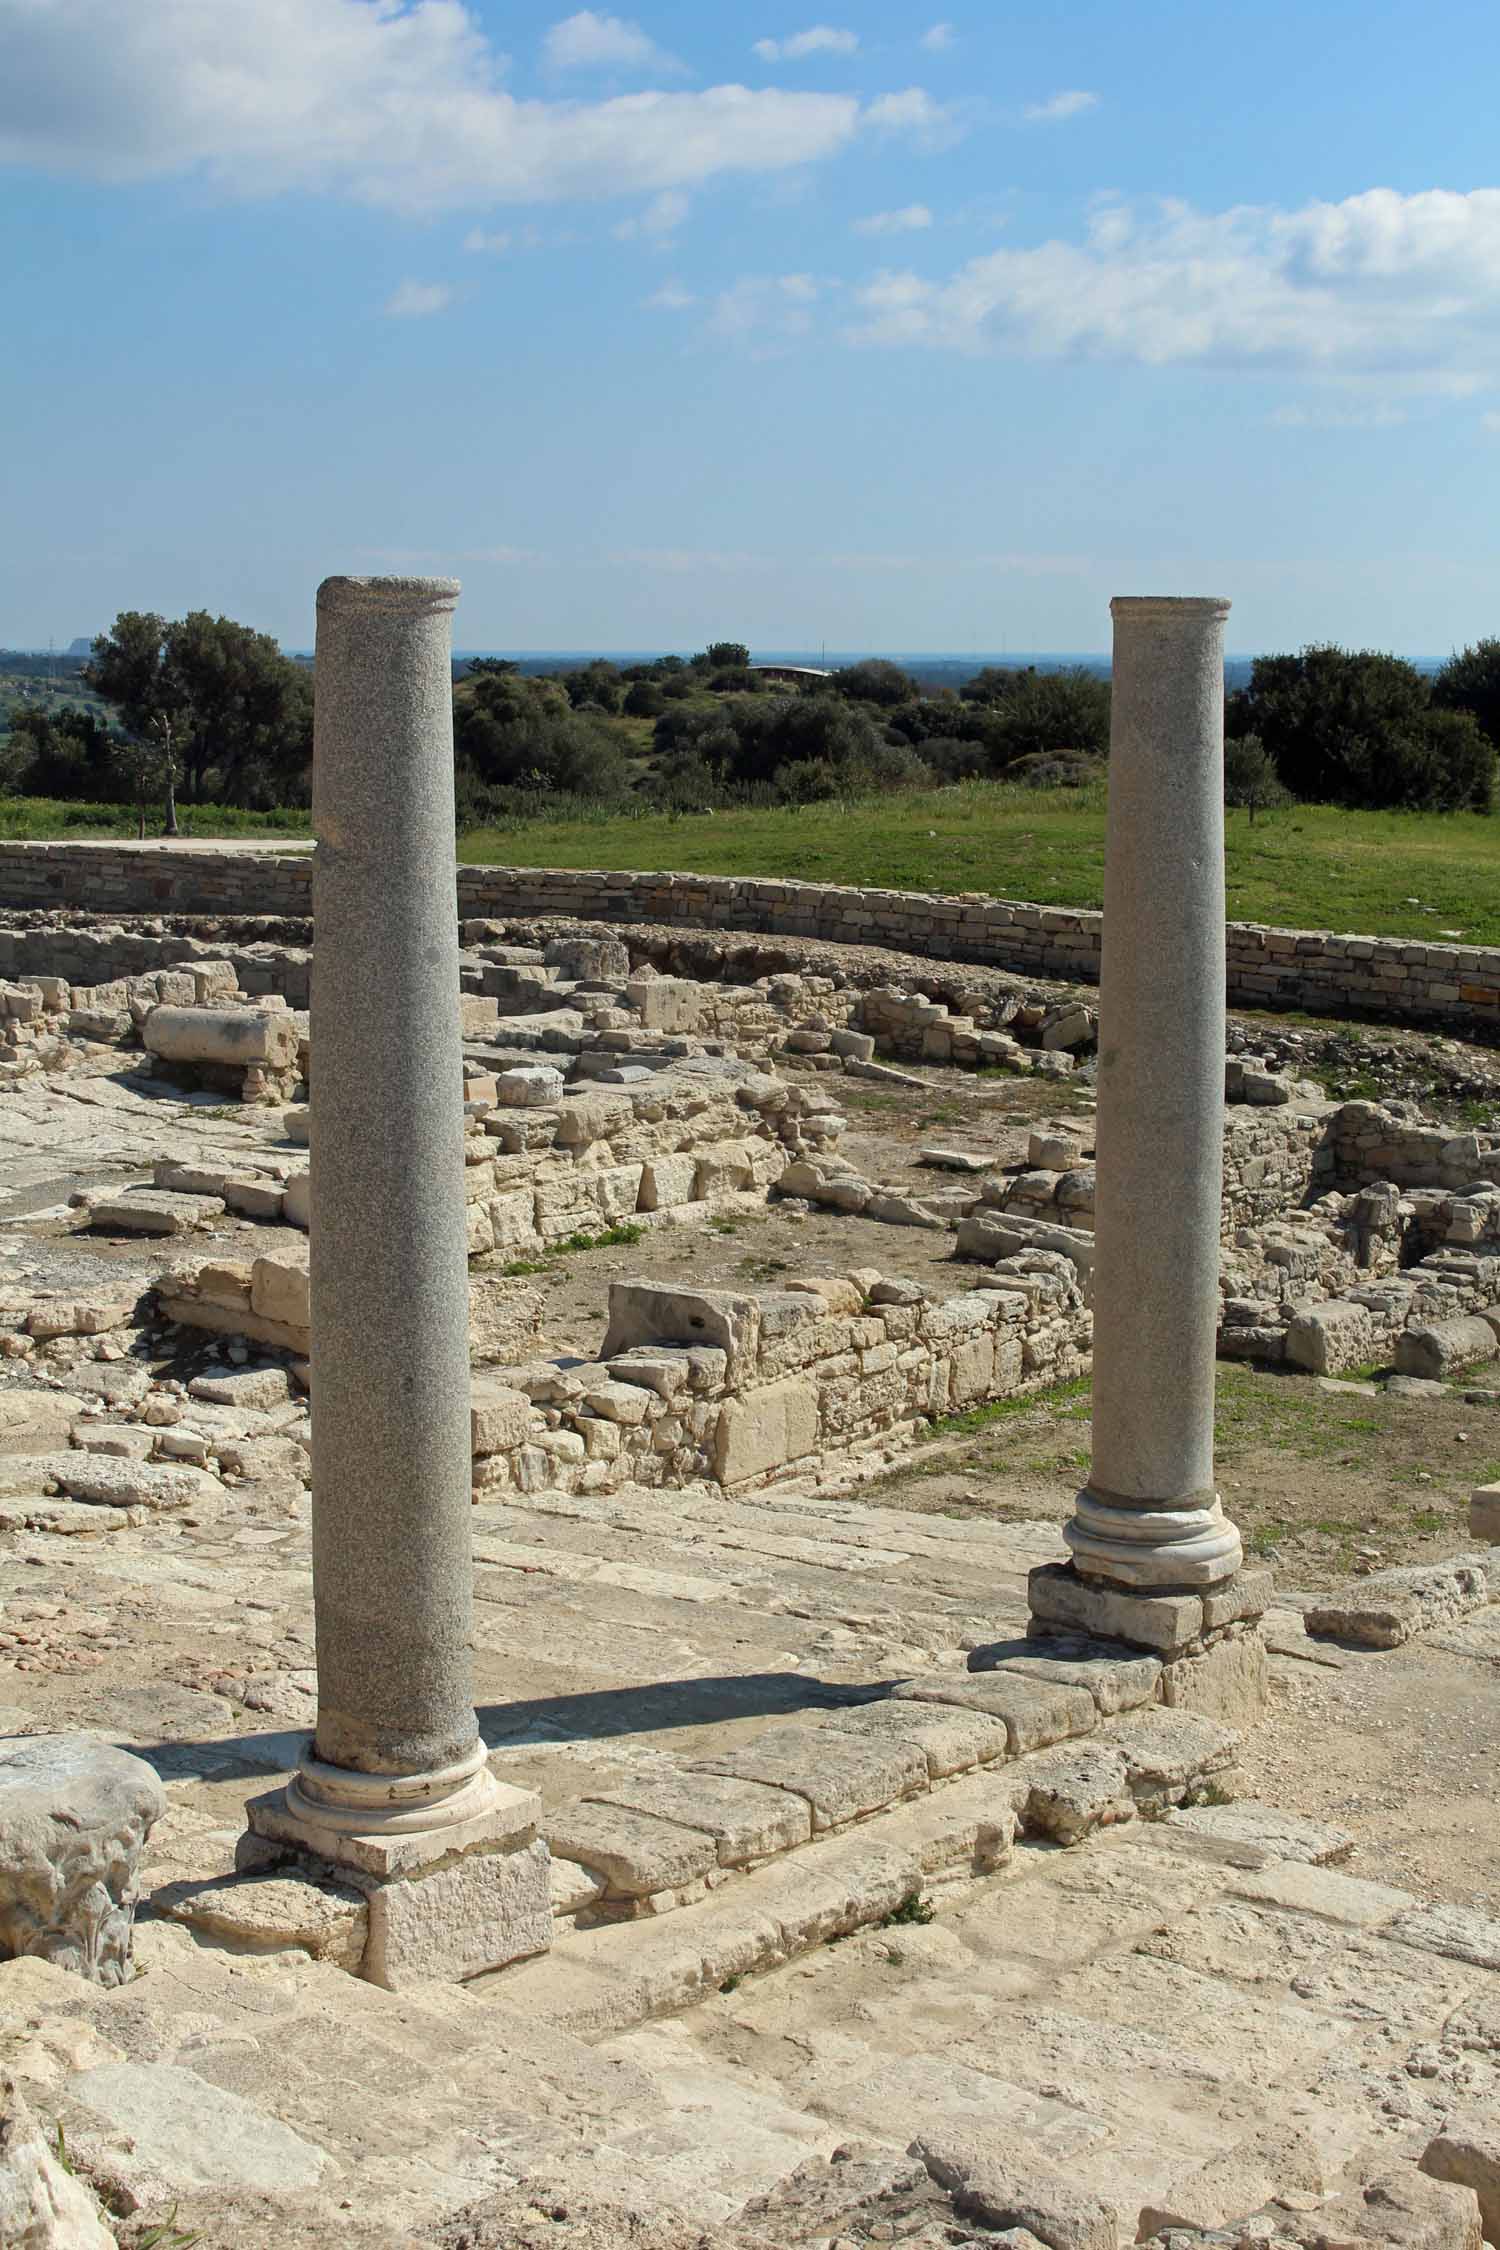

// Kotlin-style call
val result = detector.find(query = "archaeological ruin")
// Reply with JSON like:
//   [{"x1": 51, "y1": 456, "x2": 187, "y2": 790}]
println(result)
[{"x1": 0, "y1": 581, "x2": 1498, "y2": 2248}]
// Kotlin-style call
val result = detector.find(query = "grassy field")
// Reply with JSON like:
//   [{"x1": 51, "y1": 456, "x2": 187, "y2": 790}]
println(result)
[
  {"x1": 4, "y1": 778, "x2": 1499, "y2": 944},
  {"x1": 459, "y1": 780, "x2": 1500, "y2": 946},
  {"x1": 0, "y1": 798, "x2": 312, "y2": 840}
]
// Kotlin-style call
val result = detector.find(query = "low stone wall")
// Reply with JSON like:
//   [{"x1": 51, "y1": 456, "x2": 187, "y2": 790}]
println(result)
[
  {"x1": 4, "y1": 843, "x2": 1500, "y2": 1036},
  {"x1": 469, "y1": 1261, "x2": 1092, "y2": 1500}
]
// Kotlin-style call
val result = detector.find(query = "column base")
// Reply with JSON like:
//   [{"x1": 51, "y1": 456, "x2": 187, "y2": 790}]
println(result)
[
  {"x1": 1028, "y1": 1560, "x2": 1273, "y2": 1725},
  {"x1": 238, "y1": 1742, "x2": 552, "y2": 1990},
  {"x1": 1063, "y1": 1488, "x2": 1243, "y2": 1589}
]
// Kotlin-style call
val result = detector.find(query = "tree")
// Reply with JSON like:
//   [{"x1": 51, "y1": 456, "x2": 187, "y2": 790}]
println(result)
[
  {"x1": 696, "y1": 641, "x2": 750, "y2": 672},
  {"x1": 2, "y1": 706, "x2": 119, "y2": 800},
  {"x1": 86, "y1": 610, "x2": 311, "y2": 806},
  {"x1": 622, "y1": 680, "x2": 665, "y2": 718},
  {"x1": 832, "y1": 659, "x2": 916, "y2": 707},
  {"x1": 1223, "y1": 733, "x2": 1289, "y2": 823},
  {"x1": 1230, "y1": 645, "x2": 1496, "y2": 811},
  {"x1": 453, "y1": 666, "x2": 628, "y2": 799},
  {"x1": 1432, "y1": 638, "x2": 1500, "y2": 748}
]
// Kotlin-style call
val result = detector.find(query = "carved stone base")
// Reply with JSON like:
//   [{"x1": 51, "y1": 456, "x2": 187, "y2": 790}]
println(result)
[
  {"x1": 0, "y1": 1736, "x2": 166, "y2": 1987},
  {"x1": 239, "y1": 1744, "x2": 552, "y2": 1990}
]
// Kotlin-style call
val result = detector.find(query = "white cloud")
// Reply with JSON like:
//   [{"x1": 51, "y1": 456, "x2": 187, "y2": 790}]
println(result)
[
  {"x1": 708, "y1": 272, "x2": 825, "y2": 339},
  {"x1": 847, "y1": 188, "x2": 1500, "y2": 395},
  {"x1": 614, "y1": 187, "x2": 689, "y2": 241},
  {"x1": 0, "y1": 0, "x2": 863, "y2": 213},
  {"x1": 645, "y1": 281, "x2": 696, "y2": 309},
  {"x1": 607, "y1": 548, "x2": 774, "y2": 570},
  {"x1": 463, "y1": 226, "x2": 511, "y2": 253},
  {"x1": 383, "y1": 278, "x2": 453, "y2": 318},
  {"x1": 863, "y1": 88, "x2": 954, "y2": 141},
  {"x1": 920, "y1": 23, "x2": 956, "y2": 50},
  {"x1": 1023, "y1": 89, "x2": 1099, "y2": 123},
  {"x1": 1482, "y1": 411, "x2": 1500, "y2": 432},
  {"x1": 1270, "y1": 402, "x2": 1407, "y2": 428},
  {"x1": 753, "y1": 26, "x2": 859, "y2": 61},
  {"x1": 542, "y1": 11, "x2": 670, "y2": 72},
  {"x1": 853, "y1": 202, "x2": 932, "y2": 236}
]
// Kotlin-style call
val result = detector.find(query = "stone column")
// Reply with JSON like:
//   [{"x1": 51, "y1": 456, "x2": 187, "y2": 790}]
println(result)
[
  {"x1": 243, "y1": 577, "x2": 550, "y2": 1987},
  {"x1": 1031, "y1": 598, "x2": 1266, "y2": 1704}
]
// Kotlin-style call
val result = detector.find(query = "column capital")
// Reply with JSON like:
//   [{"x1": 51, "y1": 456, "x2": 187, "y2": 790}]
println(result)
[
  {"x1": 317, "y1": 574, "x2": 461, "y2": 618},
  {"x1": 1109, "y1": 594, "x2": 1231, "y2": 625}
]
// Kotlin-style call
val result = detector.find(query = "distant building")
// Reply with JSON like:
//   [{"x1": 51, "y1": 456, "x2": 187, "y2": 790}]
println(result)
[{"x1": 748, "y1": 663, "x2": 831, "y2": 684}]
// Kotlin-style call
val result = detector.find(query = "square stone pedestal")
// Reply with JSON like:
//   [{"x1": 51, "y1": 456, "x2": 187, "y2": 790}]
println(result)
[
  {"x1": 1029, "y1": 1561, "x2": 1272, "y2": 1726},
  {"x1": 239, "y1": 1774, "x2": 552, "y2": 1991}
]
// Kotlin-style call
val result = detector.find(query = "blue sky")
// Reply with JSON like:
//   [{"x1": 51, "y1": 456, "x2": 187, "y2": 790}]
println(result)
[{"x1": 2, "y1": 0, "x2": 1497, "y2": 655}]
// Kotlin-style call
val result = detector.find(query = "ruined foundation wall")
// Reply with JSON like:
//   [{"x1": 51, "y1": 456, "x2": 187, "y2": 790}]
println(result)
[{"x1": 4, "y1": 842, "x2": 1500, "y2": 1035}]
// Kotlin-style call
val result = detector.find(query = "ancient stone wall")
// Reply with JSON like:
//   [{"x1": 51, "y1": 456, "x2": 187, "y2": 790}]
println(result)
[
  {"x1": 4, "y1": 842, "x2": 1500, "y2": 1035},
  {"x1": 470, "y1": 1261, "x2": 1092, "y2": 1500}
]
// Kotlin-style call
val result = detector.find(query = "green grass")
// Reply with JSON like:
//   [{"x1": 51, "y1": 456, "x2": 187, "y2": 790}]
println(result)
[
  {"x1": 455, "y1": 782, "x2": 1500, "y2": 944},
  {"x1": 9, "y1": 776, "x2": 1500, "y2": 945},
  {"x1": 0, "y1": 795, "x2": 311, "y2": 839}
]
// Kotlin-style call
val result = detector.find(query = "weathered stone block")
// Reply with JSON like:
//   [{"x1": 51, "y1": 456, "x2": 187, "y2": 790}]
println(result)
[{"x1": 712, "y1": 1375, "x2": 819, "y2": 1485}]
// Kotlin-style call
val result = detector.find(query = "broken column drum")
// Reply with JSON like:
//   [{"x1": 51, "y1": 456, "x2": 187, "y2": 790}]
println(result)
[
  {"x1": 1065, "y1": 596, "x2": 1243, "y2": 1593},
  {"x1": 243, "y1": 576, "x2": 549, "y2": 1986}
]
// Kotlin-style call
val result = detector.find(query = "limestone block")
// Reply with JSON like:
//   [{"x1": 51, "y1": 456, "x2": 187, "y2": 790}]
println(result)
[
  {"x1": 0, "y1": 2075, "x2": 116, "y2": 2249},
  {"x1": 638, "y1": 1154, "x2": 698, "y2": 1211},
  {"x1": 494, "y1": 1065, "x2": 565, "y2": 1109},
  {"x1": 0, "y1": 1736, "x2": 166, "y2": 1986},
  {"x1": 1391, "y1": 1899, "x2": 1500, "y2": 1971},
  {"x1": 692, "y1": 1140, "x2": 756, "y2": 1199},
  {"x1": 546, "y1": 934, "x2": 630, "y2": 983},
  {"x1": 592, "y1": 1162, "x2": 645, "y2": 1222},
  {"x1": 142, "y1": 1004, "x2": 297, "y2": 1069},
  {"x1": 1018, "y1": 1742, "x2": 1134, "y2": 1845},
  {"x1": 488, "y1": 1188, "x2": 537, "y2": 1251},
  {"x1": 1283, "y1": 1297, "x2": 1376, "y2": 1375},
  {"x1": 626, "y1": 976, "x2": 701, "y2": 1033},
  {"x1": 824, "y1": 1698, "x2": 1010, "y2": 1779},
  {"x1": 250, "y1": 1250, "x2": 309, "y2": 1330},
  {"x1": 1304, "y1": 1556, "x2": 1490, "y2": 1648},
  {"x1": 693, "y1": 1724, "x2": 927, "y2": 1831},
  {"x1": 971, "y1": 1639, "x2": 1161, "y2": 1715},
  {"x1": 582, "y1": 1771, "x2": 810, "y2": 1867},
  {"x1": 1028, "y1": 1563, "x2": 1203, "y2": 1657},
  {"x1": 30, "y1": 1453, "x2": 218, "y2": 1514},
  {"x1": 553, "y1": 1093, "x2": 632, "y2": 1148},
  {"x1": 601, "y1": 1282, "x2": 759, "y2": 1381},
  {"x1": 84, "y1": 1190, "x2": 224, "y2": 1237},
  {"x1": 544, "y1": 1802, "x2": 717, "y2": 1897},
  {"x1": 1028, "y1": 1127, "x2": 1084, "y2": 1170},
  {"x1": 466, "y1": 1200, "x2": 495, "y2": 1256},
  {"x1": 1160, "y1": 1629, "x2": 1268, "y2": 1723},
  {"x1": 25, "y1": 1296, "x2": 138, "y2": 1342},
  {"x1": 155, "y1": 1871, "x2": 366, "y2": 1968},
  {"x1": 470, "y1": 1380, "x2": 531, "y2": 1457},
  {"x1": 894, "y1": 1673, "x2": 1096, "y2": 1755},
  {"x1": 282, "y1": 1170, "x2": 311, "y2": 1229},
  {"x1": 1115, "y1": 1708, "x2": 1239, "y2": 1808},
  {"x1": 188, "y1": 1365, "x2": 290, "y2": 1410},
  {"x1": 1396, "y1": 1315, "x2": 1499, "y2": 1379},
  {"x1": 1471, "y1": 1482, "x2": 1500, "y2": 1543},
  {"x1": 712, "y1": 1375, "x2": 819, "y2": 1486},
  {"x1": 1163, "y1": 1800, "x2": 1353, "y2": 1868}
]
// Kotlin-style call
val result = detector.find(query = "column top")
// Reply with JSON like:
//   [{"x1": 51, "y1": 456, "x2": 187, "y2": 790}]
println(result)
[
  {"x1": 317, "y1": 575, "x2": 461, "y2": 616},
  {"x1": 1110, "y1": 594, "x2": 1231, "y2": 622}
]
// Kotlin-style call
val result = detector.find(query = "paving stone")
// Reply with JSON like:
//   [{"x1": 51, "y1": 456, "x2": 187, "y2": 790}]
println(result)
[
  {"x1": 66, "y1": 2061, "x2": 335, "y2": 2192},
  {"x1": 1388, "y1": 1900, "x2": 1500, "y2": 1971},
  {"x1": 1161, "y1": 1802, "x2": 1355, "y2": 1869},
  {"x1": 543, "y1": 1801, "x2": 719, "y2": 1897},
  {"x1": 0, "y1": 1495, "x2": 137, "y2": 1534},
  {"x1": 693, "y1": 1726, "x2": 927, "y2": 1832},
  {"x1": 969, "y1": 1635, "x2": 1161, "y2": 1715},
  {"x1": 823, "y1": 1698, "x2": 1012, "y2": 1778},
  {"x1": 810, "y1": 2056, "x2": 1109, "y2": 2169},
  {"x1": 583, "y1": 1770, "x2": 812, "y2": 1866},
  {"x1": 13, "y1": 1451, "x2": 219, "y2": 1514},
  {"x1": 892, "y1": 1673, "x2": 1097, "y2": 1754},
  {"x1": 1225, "y1": 1863, "x2": 1414, "y2": 1929},
  {"x1": 153, "y1": 1871, "x2": 367, "y2": 1969},
  {"x1": 83, "y1": 1190, "x2": 226, "y2": 1235}
]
